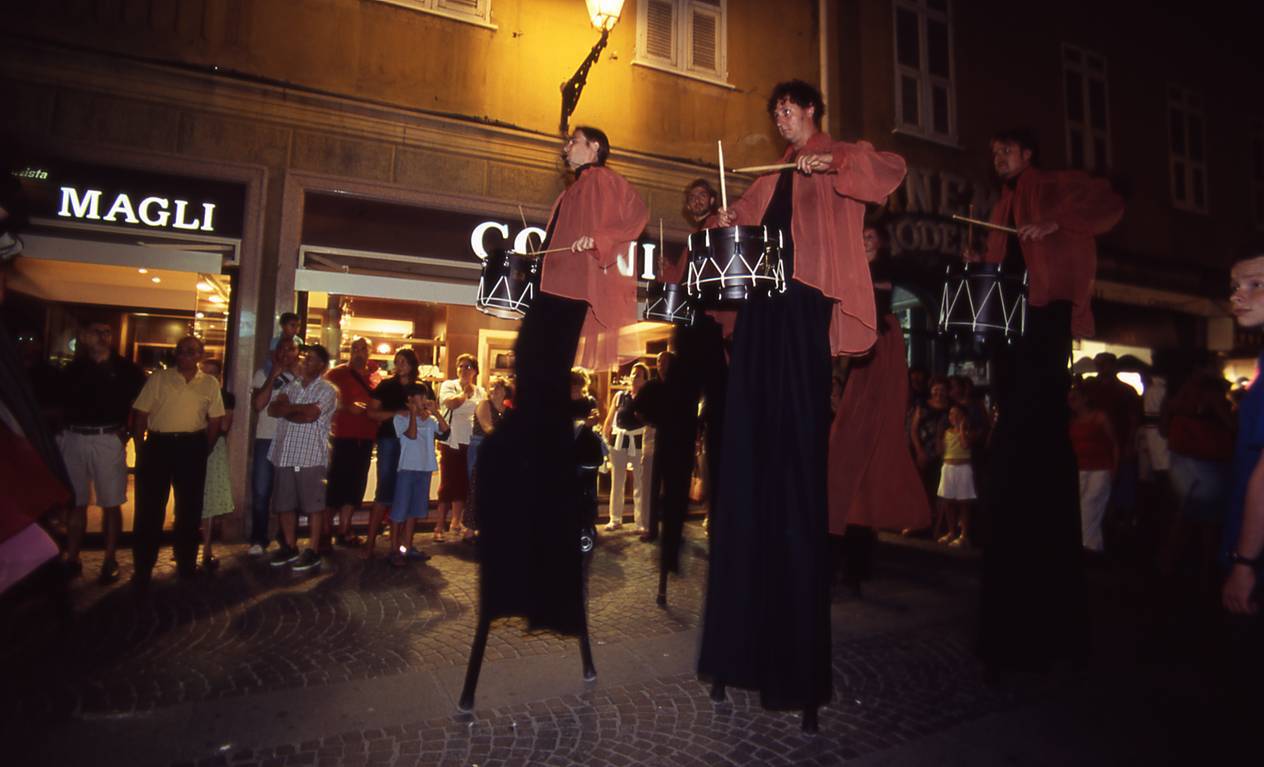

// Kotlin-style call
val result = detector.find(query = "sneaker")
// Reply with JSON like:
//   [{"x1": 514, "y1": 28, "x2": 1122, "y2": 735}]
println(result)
[
  {"x1": 270, "y1": 546, "x2": 300, "y2": 567},
  {"x1": 404, "y1": 546, "x2": 431, "y2": 562},
  {"x1": 248, "y1": 544, "x2": 265, "y2": 556},
  {"x1": 291, "y1": 549, "x2": 322, "y2": 572}
]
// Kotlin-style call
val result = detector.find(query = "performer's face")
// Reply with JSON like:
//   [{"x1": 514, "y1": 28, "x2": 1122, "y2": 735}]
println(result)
[
  {"x1": 563, "y1": 131, "x2": 600, "y2": 170},
  {"x1": 991, "y1": 141, "x2": 1032, "y2": 180},
  {"x1": 1231, "y1": 256, "x2": 1264, "y2": 328},
  {"x1": 685, "y1": 186, "x2": 716, "y2": 219},
  {"x1": 772, "y1": 98, "x2": 817, "y2": 148},
  {"x1": 862, "y1": 228, "x2": 881, "y2": 261}
]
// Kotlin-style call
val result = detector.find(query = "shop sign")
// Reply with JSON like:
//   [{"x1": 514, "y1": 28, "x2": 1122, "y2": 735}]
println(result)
[
  {"x1": 881, "y1": 167, "x2": 998, "y2": 261},
  {"x1": 14, "y1": 160, "x2": 246, "y2": 239},
  {"x1": 470, "y1": 220, "x2": 658, "y2": 279},
  {"x1": 57, "y1": 187, "x2": 218, "y2": 232}
]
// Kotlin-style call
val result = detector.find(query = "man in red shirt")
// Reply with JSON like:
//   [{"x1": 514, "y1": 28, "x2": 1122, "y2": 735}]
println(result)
[
  {"x1": 475, "y1": 126, "x2": 648, "y2": 638},
  {"x1": 973, "y1": 128, "x2": 1124, "y2": 677},
  {"x1": 704, "y1": 80, "x2": 907, "y2": 729},
  {"x1": 323, "y1": 337, "x2": 376, "y2": 548}
]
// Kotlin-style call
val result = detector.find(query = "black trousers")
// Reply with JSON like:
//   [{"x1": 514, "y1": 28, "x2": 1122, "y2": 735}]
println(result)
[
  {"x1": 979, "y1": 301, "x2": 1088, "y2": 671},
  {"x1": 651, "y1": 313, "x2": 728, "y2": 572},
  {"x1": 133, "y1": 432, "x2": 208, "y2": 579},
  {"x1": 476, "y1": 293, "x2": 590, "y2": 634}
]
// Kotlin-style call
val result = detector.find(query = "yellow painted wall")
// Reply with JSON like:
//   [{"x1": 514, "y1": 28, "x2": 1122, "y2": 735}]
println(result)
[{"x1": 15, "y1": 0, "x2": 820, "y2": 168}]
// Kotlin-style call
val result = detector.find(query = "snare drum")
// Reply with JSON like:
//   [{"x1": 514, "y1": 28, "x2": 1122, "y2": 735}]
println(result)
[
  {"x1": 938, "y1": 263, "x2": 1027, "y2": 342},
  {"x1": 686, "y1": 225, "x2": 786, "y2": 306},
  {"x1": 642, "y1": 281, "x2": 695, "y2": 325},
  {"x1": 476, "y1": 248, "x2": 539, "y2": 320}
]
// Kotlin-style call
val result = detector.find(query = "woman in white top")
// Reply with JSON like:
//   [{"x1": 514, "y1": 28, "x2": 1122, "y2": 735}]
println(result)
[{"x1": 436, "y1": 353, "x2": 485, "y2": 541}]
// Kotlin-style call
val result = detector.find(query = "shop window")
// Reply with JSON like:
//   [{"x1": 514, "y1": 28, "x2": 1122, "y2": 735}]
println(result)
[
  {"x1": 1252, "y1": 119, "x2": 1264, "y2": 229},
  {"x1": 373, "y1": 0, "x2": 495, "y2": 29},
  {"x1": 1062, "y1": 44, "x2": 1111, "y2": 173},
  {"x1": 635, "y1": 0, "x2": 729, "y2": 86},
  {"x1": 1169, "y1": 85, "x2": 1208, "y2": 213},
  {"x1": 892, "y1": 0, "x2": 957, "y2": 145}
]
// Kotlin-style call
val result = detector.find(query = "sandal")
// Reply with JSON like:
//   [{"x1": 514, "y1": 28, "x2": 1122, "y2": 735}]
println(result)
[{"x1": 433, "y1": 531, "x2": 446, "y2": 542}]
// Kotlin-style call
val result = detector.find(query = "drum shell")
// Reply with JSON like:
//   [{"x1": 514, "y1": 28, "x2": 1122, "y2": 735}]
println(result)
[
  {"x1": 686, "y1": 225, "x2": 785, "y2": 306},
  {"x1": 938, "y1": 263, "x2": 1027, "y2": 343},
  {"x1": 476, "y1": 248, "x2": 540, "y2": 320},
  {"x1": 642, "y1": 281, "x2": 695, "y2": 325}
]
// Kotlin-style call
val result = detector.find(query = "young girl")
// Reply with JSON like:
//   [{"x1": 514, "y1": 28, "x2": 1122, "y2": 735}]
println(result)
[
  {"x1": 936, "y1": 404, "x2": 976, "y2": 547},
  {"x1": 389, "y1": 384, "x2": 448, "y2": 567}
]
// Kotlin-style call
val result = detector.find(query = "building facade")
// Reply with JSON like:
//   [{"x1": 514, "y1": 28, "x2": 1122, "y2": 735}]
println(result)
[{"x1": 1, "y1": 0, "x2": 833, "y2": 534}]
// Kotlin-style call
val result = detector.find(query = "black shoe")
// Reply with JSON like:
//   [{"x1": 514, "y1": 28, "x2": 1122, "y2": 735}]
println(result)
[
  {"x1": 178, "y1": 565, "x2": 200, "y2": 580},
  {"x1": 335, "y1": 534, "x2": 364, "y2": 548},
  {"x1": 404, "y1": 546, "x2": 431, "y2": 562},
  {"x1": 63, "y1": 559, "x2": 83, "y2": 578},
  {"x1": 202, "y1": 556, "x2": 220, "y2": 574},
  {"x1": 270, "y1": 546, "x2": 300, "y2": 568},
  {"x1": 98, "y1": 559, "x2": 120, "y2": 584},
  {"x1": 291, "y1": 549, "x2": 322, "y2": 572}
]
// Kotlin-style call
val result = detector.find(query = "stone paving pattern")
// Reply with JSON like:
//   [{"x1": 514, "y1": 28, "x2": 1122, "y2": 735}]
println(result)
[{"x1": 0, "y1": 520, "x2": 1197, "y2": 766}]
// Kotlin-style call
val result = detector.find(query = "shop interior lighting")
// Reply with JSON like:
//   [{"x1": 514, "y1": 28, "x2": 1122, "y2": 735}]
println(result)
[
  {"x1": 195, "y1": 311, "x2": 205, "y2": 319},
  {"x1": 376, "y1": 342, "x2": 392, "y2": 355},
  {"x1": 196, "y1": 281, "x2": 213, "y2": 292},
  {"x1": 208, "y1": 294, "x2": 224, "y2": 304},
  {"x1": 150, "y1": 276, "x2": 161, "y2": 284},
  {"x1": 561, "y1": 0, "x2": 625, "y2": 133},
  {"x1": 137, "y1": 267, "x2": 149, "y2": 274}
]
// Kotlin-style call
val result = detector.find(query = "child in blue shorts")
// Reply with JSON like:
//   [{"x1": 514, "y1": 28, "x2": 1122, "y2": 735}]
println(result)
[{"x1": 390, "y1": 383, "x2": 447, "y2": 566}]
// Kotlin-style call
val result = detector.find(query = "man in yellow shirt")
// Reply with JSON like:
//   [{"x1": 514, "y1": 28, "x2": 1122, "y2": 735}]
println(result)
[{"x1": 131, "y1": 335, "x2": 225, "y2": 586}]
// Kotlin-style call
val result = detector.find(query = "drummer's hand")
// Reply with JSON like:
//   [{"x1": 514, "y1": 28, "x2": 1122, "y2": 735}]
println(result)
[
  {"x1": 1019, "y1": 221, "x2": 1058, "y2": 241},
  {"x1": 571, "y1": 236, "x2": 596, "y2": 252},
  {"x1": 716, "y1": 208, "x2": 736, "y2": 227},
  {"x1": 962, "y1": 247, "x2": 982, "y2": 264},
  {"x1": 796, "y1": 153, "x2": 833, "y2": 175}
]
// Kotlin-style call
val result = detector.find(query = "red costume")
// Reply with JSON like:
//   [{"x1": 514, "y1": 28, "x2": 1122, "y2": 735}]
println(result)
[
  {"x1": 982, "y1": 166, "x2": 1124, "y2": 338},
  {"x1": 540, "y1": 165, "x2": 649, "y2": 370},
  {"x1": 828, "y1": 315, "x2": 931, "y2": 535},
  {"x1": 725, "y1": 132, "x2": 907, "y2": 356}
]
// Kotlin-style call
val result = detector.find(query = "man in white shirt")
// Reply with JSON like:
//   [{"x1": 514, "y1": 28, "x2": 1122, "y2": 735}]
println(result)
[{"x1": 248, "y1": 337, "x2": 299, "y2": 554}]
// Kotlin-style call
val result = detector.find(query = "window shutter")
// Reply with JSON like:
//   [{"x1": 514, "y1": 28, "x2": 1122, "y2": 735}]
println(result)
[
  {"x1": 646, "y1": 0, "x2": 676, "y2": 63},
  {"x1": 689, "y1": 4, "x2": 719, "y2": 74}
]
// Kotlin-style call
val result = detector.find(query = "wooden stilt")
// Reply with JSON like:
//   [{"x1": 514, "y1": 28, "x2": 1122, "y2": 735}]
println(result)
[{"x1": 457, "y1": 614, "x2": 492, "y2": 712}]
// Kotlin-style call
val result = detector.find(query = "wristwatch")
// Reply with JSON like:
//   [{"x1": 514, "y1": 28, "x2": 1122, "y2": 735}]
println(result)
[{"x1": 1229, "y1": 552, "x2": 1261, "y2": 568}]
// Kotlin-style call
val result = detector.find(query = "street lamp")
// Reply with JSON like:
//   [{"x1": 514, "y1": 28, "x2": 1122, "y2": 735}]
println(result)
[{"x1": 559, "y1": 0, "x2": 626, "y2": 135}]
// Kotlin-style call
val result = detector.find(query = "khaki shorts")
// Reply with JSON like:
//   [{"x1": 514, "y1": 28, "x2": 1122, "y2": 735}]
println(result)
[
  {"x1": 58, "y1": 430, "x2": 129, "y2": 508},
  {"x1": 272, "y1": 465, "x2": 328, "y2": 515}
]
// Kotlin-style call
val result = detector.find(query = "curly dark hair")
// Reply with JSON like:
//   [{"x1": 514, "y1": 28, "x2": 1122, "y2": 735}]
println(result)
[{"x1": 767, "y1": 80, "x2": 825, "y2": 127}]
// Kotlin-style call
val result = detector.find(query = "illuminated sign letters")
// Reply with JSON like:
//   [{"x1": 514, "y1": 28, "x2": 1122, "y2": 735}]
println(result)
[
  {"x1": 470, "y1": 220, "x2": 652, "y2": 279},
  {"x1": 57, "y1": 186, "x2": 217, "y2": 233}
]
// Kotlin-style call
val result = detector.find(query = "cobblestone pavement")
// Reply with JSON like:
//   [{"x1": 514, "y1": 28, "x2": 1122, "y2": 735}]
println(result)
[{"x1": 0, "y1": 521, "x2": 1210, "y2": 766}]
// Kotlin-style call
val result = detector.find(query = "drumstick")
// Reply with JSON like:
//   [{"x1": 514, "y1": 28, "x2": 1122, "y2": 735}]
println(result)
[
  {"x1": 658, "y1": 218, "x2": 665, "y2": 273},
  {"x1": 523, "y1": 246, "x2": 574, "y2": 257},
  {"x1": 966, "y1": 204, "x2": 975, "y2": 248},
  {"x1": 717, "y1": 140, "x2": 728, "y2": 211},
  {"x1": 517, "y1": 205, "x2": 540, "y2": 251},
  {"x1": 951, "y1": 213, "x2": 1018, "y2": 235},
  {"x1": 730, "y1": 162, "x2": 797, "y2": 174}
]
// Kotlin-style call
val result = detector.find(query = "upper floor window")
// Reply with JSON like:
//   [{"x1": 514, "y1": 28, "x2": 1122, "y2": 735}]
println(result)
[
  {"x1": 1252, "y1": 120, "x2": 1264, "y2": 228},
  {"x1": 892, "y1": 0, "x2": 956, "y2": 144},
  {"x1": 1062, "y1": 44, "x2": 1110, "y2": 173},
  {"x1": 373, "y1": 0, "x2": 495, "y2": 29},
  {"x1": 1169, "y1": 85, "x2": 1208, "y2": 213},
  {"x1": 635, "y1": 0, "x2": 729, "y2": 86}
]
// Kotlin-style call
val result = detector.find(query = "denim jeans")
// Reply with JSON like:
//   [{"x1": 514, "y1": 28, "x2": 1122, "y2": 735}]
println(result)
[{"x1": 250, "y1": 438, "x2": 275, "y2": 545}]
